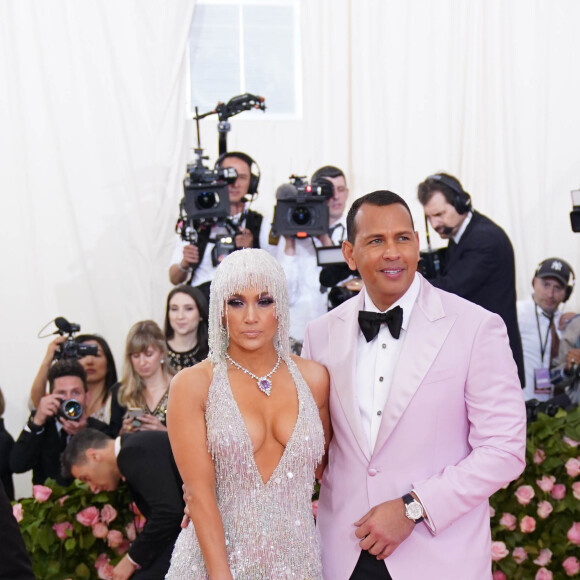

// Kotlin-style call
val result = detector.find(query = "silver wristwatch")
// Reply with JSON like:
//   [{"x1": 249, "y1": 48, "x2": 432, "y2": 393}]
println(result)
[{"x1": 402, "y1": 493, "x2": 425, "y2": 523}]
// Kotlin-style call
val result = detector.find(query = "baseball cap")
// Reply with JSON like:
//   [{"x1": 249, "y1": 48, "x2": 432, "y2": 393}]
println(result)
[{"x1": 534, "y1": 258, "x2": 574, "y2": 287}]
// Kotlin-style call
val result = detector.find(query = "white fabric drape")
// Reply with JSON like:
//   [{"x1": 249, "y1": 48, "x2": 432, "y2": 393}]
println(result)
[{"x1": 1, "y1": 0, "x2": 580, "y2": 497}]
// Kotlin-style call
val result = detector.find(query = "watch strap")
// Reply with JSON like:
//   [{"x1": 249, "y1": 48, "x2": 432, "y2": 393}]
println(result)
[{"x1": 402, "y1": 493, "x2": 425, "y2": 523}]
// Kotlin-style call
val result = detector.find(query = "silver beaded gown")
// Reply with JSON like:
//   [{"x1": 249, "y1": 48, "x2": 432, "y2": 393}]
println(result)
[{"x1": 167, "y1": 358, "x2": 324, "y2": 580}]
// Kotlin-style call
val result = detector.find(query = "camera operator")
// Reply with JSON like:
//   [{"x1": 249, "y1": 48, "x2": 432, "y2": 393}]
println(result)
[
  {"x1": 417, "y1": 172, "x2": 525, "y2": 386},
  {"x1": 551, "y1": 314, "x2": 580, "y2": 404},
  {"x1": 278, "y1": 165, "x2": 350, "y2": 350},
  {"x1": 10, "y1": 359, "x2": 111, "y2": 486},
  {"x1": 169, "y1": 152, "x2": 269, "y2": 293}
]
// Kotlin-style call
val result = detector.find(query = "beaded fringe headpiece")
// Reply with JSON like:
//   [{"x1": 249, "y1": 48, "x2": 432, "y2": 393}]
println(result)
[{"x1": 208, "y1": 249, "x2": 291, "y2": 363}]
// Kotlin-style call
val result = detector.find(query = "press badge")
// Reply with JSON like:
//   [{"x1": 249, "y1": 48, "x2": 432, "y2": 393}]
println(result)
[{"x1": 534, "y1": 368, "x2": 552, "y2": 396}]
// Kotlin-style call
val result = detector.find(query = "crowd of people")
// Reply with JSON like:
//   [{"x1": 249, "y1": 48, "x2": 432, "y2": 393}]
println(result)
[{"x1": 2, "y1": 154, "x2": 579, "y2": 579}]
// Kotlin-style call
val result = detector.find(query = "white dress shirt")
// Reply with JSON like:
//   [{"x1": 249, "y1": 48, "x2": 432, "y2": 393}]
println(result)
[{"x1": 356, "y1": 274, "x2": 420, "y2": 452}]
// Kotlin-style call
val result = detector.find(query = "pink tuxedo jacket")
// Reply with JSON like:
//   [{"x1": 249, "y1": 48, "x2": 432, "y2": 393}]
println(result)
[{"x1": 303, "y1": 275, "x2": 526, "y2": 580}]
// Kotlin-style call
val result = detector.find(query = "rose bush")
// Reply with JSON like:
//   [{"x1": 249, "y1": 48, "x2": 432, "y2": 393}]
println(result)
[
  {"x1": 12, "y1": 478, "x2": 144, "y2": 580},
  {"x1": 491, "y1": 405, "x2": 580, "y2": 579}
]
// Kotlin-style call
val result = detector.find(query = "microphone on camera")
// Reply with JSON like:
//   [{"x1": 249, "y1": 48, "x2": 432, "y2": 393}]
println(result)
[
  {"x1": 55, "y1": 317, "x2": 80, "y2": 335},
  {"x1": 276, "y1": 183, "x2": 298, "y2": 199}
]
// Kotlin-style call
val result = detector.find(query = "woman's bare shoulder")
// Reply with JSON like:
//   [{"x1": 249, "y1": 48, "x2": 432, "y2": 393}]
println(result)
[
  {"x1": 290, "y1": 355, "x2": 329, "y2": 403},
  {"x1": 169, "y1": 359, "x2": 214, "y2": 400}
]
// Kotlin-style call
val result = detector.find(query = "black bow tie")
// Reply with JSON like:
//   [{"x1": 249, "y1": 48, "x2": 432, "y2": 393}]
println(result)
[{"x1": 358, "y1": 306, "x2": 403, "y2": 342}]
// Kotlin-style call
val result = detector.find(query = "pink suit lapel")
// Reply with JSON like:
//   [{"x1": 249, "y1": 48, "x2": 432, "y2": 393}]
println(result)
[
  {"x1": 373, "y1": 279, "x2": 456, "y2": 454},
  {"x1": 329, "y1": 291, "x2": 371, "y2": 461}
]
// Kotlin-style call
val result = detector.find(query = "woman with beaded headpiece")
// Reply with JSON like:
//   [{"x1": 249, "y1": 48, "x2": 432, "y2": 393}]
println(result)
[{"x1": 166, "y1": 248, "x2": 330, "y2": 579}]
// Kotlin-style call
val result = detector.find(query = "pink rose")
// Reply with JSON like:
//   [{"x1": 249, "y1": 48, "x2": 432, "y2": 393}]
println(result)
[
  {"x1": 515, "y1": 485, "x2": 535, "y2": 505},
  {"x1": 129, "y1": 502, "x2": 146, "y2": 531},
  {"x1": 12, "y1": 503, "x2": 23, "y2": 522},
  {"x1": 125, "y1": 522, "x2": 137, "y2": 542},
  {"x1": 499, "y1": 513, "x2": 517, "y2": 531},
  {"x1": 32, "y1": 484, "x2": 52, "y2": 502},
  {"x1": 492, "y1": 571, "x2": 507, "y2": 580},
  {"x1": 312, "y1": 500, "x2": 319, "y2": 519},
  {"x1": 96, "y1": 563, "x2": 114, "y2": 580},
  {"x1": 100, "y1": 504, "x2": 118, "y2": 525},
  {"x1": 534, "y1": 549, "x2": 552, "y2": 567},
  {"x1": 568, "y1": 522, "x2": 580, "y2": 546},
  {"x1": 52, "y1": 521, "x2": 73, "y2": 540},
  {"x1": 537, "y1": 475, "x2": 556, "y2": 493},
  {"x1": 77, "y1": 506, "x2": 100, "y2": 527},
  {"x1": 565, "y1": 457, "x2": 580, "y2": 478},
  {"x1": 58, "y1": 495, "x2": 70, "y2": 506},
  {"x1": 563, "y1": 556, "x2": 580, "y2": 576},
  {"x1": 513, "y1": 546, "x2": 528, "y2": 564},
  {"x1": 489, "y1": 505, "x2": 496, "y2": 518},
  {"x1": 520, "y1": 515, "x2": 536, "y2": 533},
  {"x1": 551, "y1": 484, "x2": 566, "y2": 500},
  {"x1": 537, "y1": 500, "x2": 554, "y2": 519},
  {"x1": 533, "y1": 448, "x2": 546, "y2": 464},
  {"x1": 535, "y1": 568, "x2": 553, "y2": 580},
  {"x1": 491, "y1": 541, "x2": 509, "y2": 561},
  {"x1": 573, "y1": 482, "x2": 580, "y2": 501},
  {"x1": 94, "y1": 553, "x2": 109, "y2": 569},
  {"x1": 92, "y1": 522, "x2": 109, "y2": 539},
  {"x1": 115, "y1": 539, "x2": 130, "y2": 555},
  {"x1": 107, "y1": 529, "x2": 124, "y2": 548},
  {"x1": 563, "y1": 436, "x2": 580, "y2": 447}
]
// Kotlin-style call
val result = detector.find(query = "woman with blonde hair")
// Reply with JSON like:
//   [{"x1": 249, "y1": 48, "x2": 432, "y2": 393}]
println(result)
[
  {"x1": 167, "y1": 249, "x2": 330, "y2": 579},
  {"x1": 118, "y1": 320, "x2": 174, "y2": 432}
]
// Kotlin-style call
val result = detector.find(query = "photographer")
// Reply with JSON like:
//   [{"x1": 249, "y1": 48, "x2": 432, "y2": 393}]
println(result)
[
  {"x1": 10, "y1": 359, "x2": 111, "y2": 486},
  {"x1": 278, "y1": 165, "x2": 350, "y2": 349},
  {"x1": 169, "y1": 152, "x2": 269, "y2": 293}
]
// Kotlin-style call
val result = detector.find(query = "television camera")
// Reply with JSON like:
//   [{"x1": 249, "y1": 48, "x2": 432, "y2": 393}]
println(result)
[{"x1": 53, "y1": 317, "x2": 98, "y2": 361}]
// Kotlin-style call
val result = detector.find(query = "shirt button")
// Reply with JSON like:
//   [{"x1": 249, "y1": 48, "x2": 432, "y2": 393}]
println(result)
[
  {"x1": 382, "y1": 343, "x2": 387, "y2": 349},
  {"x1": 368, "y1": 468, "x2": 377, "y2": 476},
  {"x1": 379, "y1": 376, "x2": 384, "y2": 382},
  {"x1": 377, "y1": 410, "x2": 382, "y2": 416}
]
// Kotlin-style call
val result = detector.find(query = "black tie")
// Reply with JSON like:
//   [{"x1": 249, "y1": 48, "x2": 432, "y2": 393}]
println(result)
[{"x1": 358, "y1": 306, "x2": 403, "y2": 342}]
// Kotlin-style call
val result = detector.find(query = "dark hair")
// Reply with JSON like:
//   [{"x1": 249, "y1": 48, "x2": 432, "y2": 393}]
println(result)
[
  {"x1": 311, "y1": 165, "x2": 345, "y2": 183},
  {"x1": 346, "y1": 191, "x2": 415, "y2": 244},
  {"x1": 164, "y1": 286, "x2": 209, "y2": 358},
  {"x1": 47, "y1": 359, "x2": 88, "y2": 393},
  {"x1": 417, "y1": 172, "x2": 464, "y2": 206},
  {"x1": 216, "y1": 151, "x2": 254, "y2": 170},
  {"x1": 61, "y1": 428, "x2": 112, "y2": 479},
  {"x1": 76, "y1": 334, "x2": 118, "y2": 390}
]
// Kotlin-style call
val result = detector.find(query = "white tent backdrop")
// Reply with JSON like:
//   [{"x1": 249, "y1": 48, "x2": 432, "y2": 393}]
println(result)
[{"x1": 1, "y1": 0, "x2": 579, "y2": 496}]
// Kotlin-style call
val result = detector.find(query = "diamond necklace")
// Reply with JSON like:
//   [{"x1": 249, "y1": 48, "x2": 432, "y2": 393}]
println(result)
[{"x1": 225, "y1": 352, "x2": 281, "y2": 396}]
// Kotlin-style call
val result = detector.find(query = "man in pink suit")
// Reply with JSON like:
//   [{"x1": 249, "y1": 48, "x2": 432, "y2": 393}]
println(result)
[{"x1": 302, "y1": 191, "x2": 526, "y2": 580}]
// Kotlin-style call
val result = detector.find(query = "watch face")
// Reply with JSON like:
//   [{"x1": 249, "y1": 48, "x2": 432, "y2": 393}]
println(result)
[{"x1": 406, "y1": 501, "x2": 423, "y2": 521}]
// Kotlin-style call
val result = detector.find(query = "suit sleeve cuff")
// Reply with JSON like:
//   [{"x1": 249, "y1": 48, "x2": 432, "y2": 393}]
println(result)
[{"x1": 412, "y1": 489, "x2": 436, "y2": 534}]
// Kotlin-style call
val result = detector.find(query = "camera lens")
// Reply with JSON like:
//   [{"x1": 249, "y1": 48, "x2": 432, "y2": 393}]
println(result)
[
  {"x1": 291, "y1": 206, "x2": 311, "y2": 226},
  {"x1": 196, "y1": 190, "x2": 217, "y2": 210},
  {"x1": 60, "y1": 399, "x2": 83, "y2": 421}
]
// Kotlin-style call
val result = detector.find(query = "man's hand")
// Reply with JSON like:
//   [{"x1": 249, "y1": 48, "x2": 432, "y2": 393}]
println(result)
[
  {"x1": 112, "y1": 555, "x2": 137, "y2": 580},
  {"x1": 283, "y1": 236, "x2": 296, "y2": 256},
  {"x1": 33, "y1": 394, "x2": 62, "y2": 426},
  {"x1": 182, "y1": 244, "x2": 200, "y2": 267},
  {"x1": 60, "y1": 413, "x2": 88, "y2": 436},
  {"x1": 565, "y1": 348, "x2": 580, "y2": 371},
  {"x1": 558, "y1": 312, "x2": 577, "y2": 330},
  {"x1": 234, "y1": 228, "x2": 253, "y2": 249},
  {"x1": 354, "y1": 498, "x2": 415, "y2": 560}
]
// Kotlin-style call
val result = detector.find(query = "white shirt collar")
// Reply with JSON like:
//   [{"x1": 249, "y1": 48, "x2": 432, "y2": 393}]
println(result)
[
  {"x1": 362, "y1": 272, "x2": 421, "y2": 330},
  {"x1": 452, "y1": 211, "x2": 473, "y2": 244},
  {"x1": 114, "y1": 436, "x2": 122, "y2": 457}
]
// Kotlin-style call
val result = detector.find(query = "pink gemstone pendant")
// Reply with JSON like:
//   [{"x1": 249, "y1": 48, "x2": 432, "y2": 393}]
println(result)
[{"x1": 258, "y1": 378, "x2": 272, "y2": 396}]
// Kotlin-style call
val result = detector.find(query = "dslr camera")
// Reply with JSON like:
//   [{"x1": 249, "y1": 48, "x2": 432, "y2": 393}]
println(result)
[
  {"x1": 272, "y1": 175, "x2": 334, "y2": 237},
  {"x1": 53, "y1": 317, "x2": 98, "y2": 360},
  {"x1": 57, "y1": 398, "x2": 83, "y2": 421}
]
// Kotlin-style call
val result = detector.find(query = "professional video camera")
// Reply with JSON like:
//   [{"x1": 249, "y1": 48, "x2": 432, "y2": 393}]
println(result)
[
  {"x1": 53, "y1": 317, "x2": 98, "y2": 361},
  {"x1": 175, "y1": 93, "x2": 266, "y2": 264},
  {"x1": 271, "y1": 175, "x2": 334, "y2": 237}
]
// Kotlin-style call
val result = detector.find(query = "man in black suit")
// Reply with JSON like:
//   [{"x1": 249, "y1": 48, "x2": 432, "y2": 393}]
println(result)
[
  {"x1": 61, "y1": 428, "x2": 184, "y2": 580},
  {"x1": 10, "y1": 359, "x2": 110, "y2": 486},
  {"x1": 418, "y1": 172, "x2": 525, "y2": 385}
]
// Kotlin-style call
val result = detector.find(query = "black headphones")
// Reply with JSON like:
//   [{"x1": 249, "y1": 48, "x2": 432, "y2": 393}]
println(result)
[
  {"x1": 428, "y1": 173, "x2": 472, "y2": 215},
  {"x1": 214, "y1": 151, "x2": 261, "y2": 199},
  {"x1": 533, "y1": 259, "x2": 576, "y2": 302}
]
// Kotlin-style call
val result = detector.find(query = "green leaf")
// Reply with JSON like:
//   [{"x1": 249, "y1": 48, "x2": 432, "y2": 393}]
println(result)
[{"x1": 75, "y1": 562, "x2": 91, "y2": 579}]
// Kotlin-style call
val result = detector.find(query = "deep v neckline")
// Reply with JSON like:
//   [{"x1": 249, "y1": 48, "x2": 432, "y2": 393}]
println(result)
[{"x1": 224, "y1": 360, "x2": 301, "y2": 486}]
